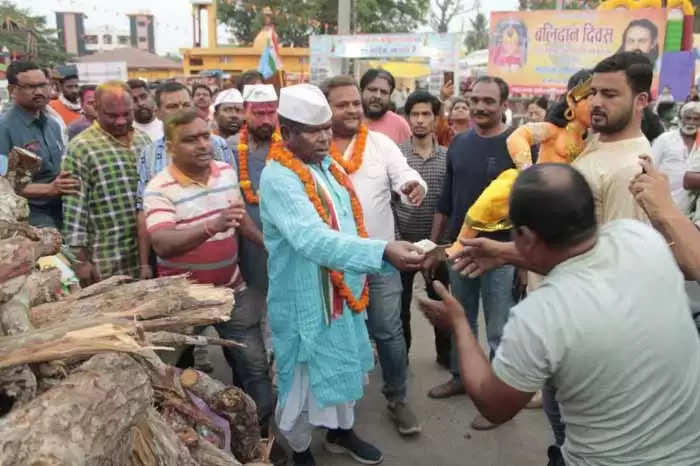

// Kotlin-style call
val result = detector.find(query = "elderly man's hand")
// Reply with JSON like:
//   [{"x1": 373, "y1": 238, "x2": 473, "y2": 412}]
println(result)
[
  {"x1": 629, "y1": 155, "x2": 678, "y2": 225},
  {"x1": 419, "y1": 281, "x2": 466, "y2": 330},
  {"x1": 450, "y1": 237, "x2": 509, "y2": 278}
]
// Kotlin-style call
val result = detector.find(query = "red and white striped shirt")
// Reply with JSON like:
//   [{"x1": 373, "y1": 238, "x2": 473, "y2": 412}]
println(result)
[{"x1": 143, "y1": 161, "x2": 243, "y2": 287}]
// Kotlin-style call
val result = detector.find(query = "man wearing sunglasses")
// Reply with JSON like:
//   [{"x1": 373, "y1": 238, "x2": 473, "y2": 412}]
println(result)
[{"x1": 0, "y1": 60, "x2": 79, "y2": 228}]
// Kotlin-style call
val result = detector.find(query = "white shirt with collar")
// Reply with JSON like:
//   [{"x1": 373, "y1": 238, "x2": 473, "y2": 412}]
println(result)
[
  {"x1": 652, "y1": 129, "x2": 696, "y2": 212},
  {"x1": 342, "y1": 129, "x2": 427, "y2": 242}
]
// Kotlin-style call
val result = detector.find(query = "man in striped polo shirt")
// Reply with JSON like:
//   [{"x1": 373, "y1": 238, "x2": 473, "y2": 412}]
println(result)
[{"x1": 142, "y1": 109, "x2": 276, "y2": 450}]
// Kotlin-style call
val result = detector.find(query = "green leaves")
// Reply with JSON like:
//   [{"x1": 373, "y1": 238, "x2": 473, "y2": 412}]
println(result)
[
  {"x1": 218, "y1": 0, "x2": 430, "y2": 47},
  {"x1": 0, "y1": 1, "x2": 71, "y2": 66},
  {"x1": 465, "y1": 12, "x2": 488, "y2": 52}
]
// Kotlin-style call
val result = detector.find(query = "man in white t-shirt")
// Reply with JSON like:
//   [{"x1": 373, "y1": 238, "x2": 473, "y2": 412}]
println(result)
[
  {"x1": 422, "y1": 164, "x2": 700, "y2": 465},
  {"x1": 127, "y1": 79, "x2": 163, "y2": 142}
]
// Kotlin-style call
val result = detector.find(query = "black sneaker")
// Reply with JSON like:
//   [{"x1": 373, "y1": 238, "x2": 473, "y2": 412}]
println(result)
[
  {"x1": 292, "y1": 448, "x2": 316, "y2": 466},
  {"x1": 324, "y1": 429, "x2": 383, "y2": 465},
  {"x1": 547, "y1": 445, "x2": 565, "y2": 466}
]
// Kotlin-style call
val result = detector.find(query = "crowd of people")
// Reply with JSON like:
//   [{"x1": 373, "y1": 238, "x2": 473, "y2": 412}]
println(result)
[{"x1": 1, "y1": 50, "x2": 700, "y2": 466}]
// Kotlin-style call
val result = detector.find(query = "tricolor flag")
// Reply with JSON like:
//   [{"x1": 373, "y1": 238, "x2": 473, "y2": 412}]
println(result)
[{"x1": 258, "y1": 33, "x2": 283, "y2": 79}]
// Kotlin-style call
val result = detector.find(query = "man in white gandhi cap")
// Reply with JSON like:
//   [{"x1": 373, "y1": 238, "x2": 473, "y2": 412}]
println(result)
[
  {"x1": 259, "y1": 83, "x2": 426, "y2": 465},
  {"x1": 212, "y1": 88, "x2": 245, "y2": 144}
]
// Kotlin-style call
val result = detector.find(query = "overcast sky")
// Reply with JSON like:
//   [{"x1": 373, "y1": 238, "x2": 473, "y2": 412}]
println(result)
[{"x1": 26, "y1": 0, "x2": 517, "y2": 55}]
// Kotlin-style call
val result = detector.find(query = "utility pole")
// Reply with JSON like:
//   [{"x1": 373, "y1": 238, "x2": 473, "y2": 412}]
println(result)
[{"x1": 338, "y1": 0, "x2": 351, "y2": 74}]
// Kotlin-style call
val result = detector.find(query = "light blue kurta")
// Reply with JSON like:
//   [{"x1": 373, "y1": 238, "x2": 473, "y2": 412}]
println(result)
[{"x1": 260, "y1": 156, "x2": 392, "y2": 408}]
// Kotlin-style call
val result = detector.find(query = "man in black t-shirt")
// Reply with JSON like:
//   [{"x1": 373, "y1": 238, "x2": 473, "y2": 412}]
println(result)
[{"x1": 426, "y1": 76, "x2": 517, "y2": 431}]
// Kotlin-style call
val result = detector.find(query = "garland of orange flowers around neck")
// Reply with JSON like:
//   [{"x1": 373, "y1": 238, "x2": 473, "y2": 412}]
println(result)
[
  {"x1": 269, "y1": 138, "x2": 370, "y2": 312},
  {"x1": 238, "y1": 123, "x2": 282, "y2": 204},
  {"x1": 329, "y1": 123, "x2": 368, "y2": 174}
]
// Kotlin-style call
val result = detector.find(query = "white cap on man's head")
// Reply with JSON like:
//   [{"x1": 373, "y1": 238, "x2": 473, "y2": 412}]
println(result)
[
  {"x1": 213, "y1": 88, "x2": 243, "y2": 107},
  {"x1": 242, "y1": 84, "x2": 278, "y2": 103},
  {"x1": 277, "y1": 84, "x2": 332, "y2": 126}
]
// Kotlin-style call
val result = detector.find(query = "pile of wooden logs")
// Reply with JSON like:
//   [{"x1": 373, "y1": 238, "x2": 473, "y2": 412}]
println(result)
[{"x1": 0, "y1": 149, "x2": 272, "y2": 465}]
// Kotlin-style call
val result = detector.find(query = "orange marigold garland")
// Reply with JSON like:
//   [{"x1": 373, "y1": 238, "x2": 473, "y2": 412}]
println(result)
[
  {"x1": 238, "y1": 123, "x2": 281, "y2": 204},
  {"x1": 329, "y1": 123, "x2": 369, "y2": 174},
  {"x1": 269, "y1": 139, "x2": 370, "y2": 312}
]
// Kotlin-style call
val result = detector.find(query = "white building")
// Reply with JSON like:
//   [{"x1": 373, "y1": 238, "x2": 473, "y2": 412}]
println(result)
[{"x1": 84, "y1": 25, "x2": 131, "y2": 54}]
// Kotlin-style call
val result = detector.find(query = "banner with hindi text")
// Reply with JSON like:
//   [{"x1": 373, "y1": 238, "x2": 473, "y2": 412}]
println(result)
[{"x1": 488, "y1": 9, "x2": 667, "y2": 94}]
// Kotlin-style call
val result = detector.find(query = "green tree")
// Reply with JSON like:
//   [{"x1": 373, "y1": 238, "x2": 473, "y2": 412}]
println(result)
[
  {"x1": 218, "y1": 0, "x2": 429, "y2": 47},
  {"x1": 431, "y1": 0, "x2": 462, "y2": 33},
  {"x1": 163, "y1": 52, "x2": 183, "y2": 63},
  {"x1": 518, "y1": 0, "x2": 600, "y2": 10},
  {"x1": 0, "y1": 1, "x2": 70, "y2": 66},
  {"x1": 465, "y1": 12, "x2": 489, "y2": 52}
]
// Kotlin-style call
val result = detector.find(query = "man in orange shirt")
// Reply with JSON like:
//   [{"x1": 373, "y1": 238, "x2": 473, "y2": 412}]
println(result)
[{"x1": 49, "y1": 72, "x2": 82, "y2": 125}]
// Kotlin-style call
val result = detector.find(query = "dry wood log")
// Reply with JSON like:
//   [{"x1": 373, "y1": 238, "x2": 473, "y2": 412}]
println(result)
[
  {"x1": 29, "y1": 276, "x2": 233, "y2": 329},
  {"x1": 0, "y1": 237, "x2": 40, "y2": 284},
  {"x1": 0, "y1": 230, "x2": 61, "y2": 285},
  {"x1": 1, "y1": 275, "x2": 34, "y2": 336},
  {"x1": 128, "y1": 406, "x2": 198, "y2": 466},
  {"x1": 146, "y1": 330, "x2": 245, "y2": 348},
  {"x1": 0, "y1": 218, "x2": 39, "y2": 240},
  {"x1": 0, "y1": 177, "x2": 28, "y2": 222},
  {"x1": 0, "y1": 352, "x2": 152, "y2": 466},
  {"x1": 0, "y1": 320, "x2": 151, "y2": 369},
  {"x1": 135, "y1": 349, "x2": 188, "y2": 400},
  {"x1": 6, "y1": 146, "x2": 41, "y2": 191},
  {"x1": 0, "y1": 279, "x2": 38, "y2": 408},
  {"x1": 24, "y1": 267, "x2": 62, "y2": 306},
  {"x1": 181, "y1": 368, "x2": 263, "y2": 463},
  {"x1": 190, "y1": 438, "x2": 243, "y2": 466},
  {"x1": 157, "y1": 392, "x2": 226, "y2": 447},
  {"x1": 176, "y1": 426, "x2": 201, "y2": 448},
  {"x1": 0, "y1": 365, "x2": 36, "y2": 414},
  {"x1": 65, "y1": 274, "x2": 135, "y2": 301}
]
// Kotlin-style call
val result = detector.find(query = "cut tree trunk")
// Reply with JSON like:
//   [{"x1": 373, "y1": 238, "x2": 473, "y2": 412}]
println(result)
[
  {"x1": 29, "y1": 277, "x2": 233, "y2": 329},
  {"x1": 0, "y1": 237, "x2": 42, "y2": 284},
  {"x1": 190, "y1": 439, "x2": 243, "y2": 466},
  {"x1": 0, "y1": 319, "x2": 150, "y2": 369},
  {"x1": 127, "y1": 406, "x2": 198, "y2": 466},
  {"x1": 146, "y1": 331, "x2": 245, "y2": 348},
  {"x1": 0, "y1": 352, "x2": 152, "y2": 466},
  {"x1": 0, "y1": 365, "x2": 36, "y2": 414},
  {"x1": 0, "y1": 177, "x2": 28, "y2": 222},
  {"x1": 181, "y1": 368, "x2": 263, "y2": 463},
  {"x1": 0, "y1": 231, "x2": 62, "y2": 285},
  {"x1": 0, "y1": 279, "x2": 38, "y2": 409}
]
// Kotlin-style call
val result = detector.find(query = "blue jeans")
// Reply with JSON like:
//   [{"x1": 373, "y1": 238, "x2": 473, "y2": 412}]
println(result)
[
  {"x1": 367, "y1": 271, "x2": 407, "y2": 403},
  {"x1": 448, "y1": 265, "x2": 515, "y2": 378},
  {"x1": 543, "y1": 380, "x2": 566, "y2": 446},
  {"x1": 216, "y1": 287, "x2": 274, "y2": 429}
]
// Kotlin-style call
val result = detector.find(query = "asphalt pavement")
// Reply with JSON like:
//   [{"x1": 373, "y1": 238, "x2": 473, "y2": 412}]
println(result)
[{"x1": 208, "y1": 275, "x2": 553, "y2": 466}]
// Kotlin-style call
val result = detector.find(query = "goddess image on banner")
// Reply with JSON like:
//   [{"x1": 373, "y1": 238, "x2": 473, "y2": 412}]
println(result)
[{"x1": 489, "y1": 8, "x2": 666, "y2": 94}]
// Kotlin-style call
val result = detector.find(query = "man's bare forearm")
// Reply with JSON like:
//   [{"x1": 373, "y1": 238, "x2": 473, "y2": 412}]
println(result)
[
  {"x1": 654, "y1": 212, "x2": 700, "y2": 280},
  {"x1": 239, "y1": 213, "x2": 264, "y2": 248},
  {"x1": 453, "y1": 317, "x2": 518, "y2": 424},
  {"x1": 494, "y1": 241, "x2": 529, "y2": 269},
  {"x1": 684, "y1": 171, "x2": 700, "y2": 190},
  {"x1": 431, "y1": 213, "x2": 448, "y2": 243},
  {"x1": 18, "y1": 183, "x2": 53, "y2": 199},
  {"x1": 150, "y1": 224, "x2": 211, "y2": 259},
  {"x1": 137, "y1": 212, "x2": 151, "y2": 267}
]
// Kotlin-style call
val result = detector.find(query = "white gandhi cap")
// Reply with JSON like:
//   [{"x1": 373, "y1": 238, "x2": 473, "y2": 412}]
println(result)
[
  {"x1": 242, "y1": 84, "x2": 278, "y2": 103},
  {"x1": 277, "y1": 84, "x2": 332, "y2": 126},
  {"x1": 213, "y1": 88, "x2": 243, "y2": 107}
]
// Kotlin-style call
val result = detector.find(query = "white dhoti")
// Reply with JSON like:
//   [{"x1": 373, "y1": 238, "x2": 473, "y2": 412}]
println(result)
[{"x1": 276, "y1": 364, "x2": 355, "y2": 452}]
